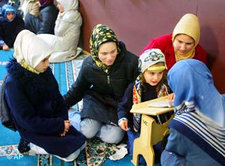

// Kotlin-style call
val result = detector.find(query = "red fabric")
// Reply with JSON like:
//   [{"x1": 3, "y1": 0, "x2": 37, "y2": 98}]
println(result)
[
  {"x1": 139, "y1": 34, "x2": 208, "y2": 71},
  {"x1": 38, "y1": 0, "x2": 52, "y2": 6}
]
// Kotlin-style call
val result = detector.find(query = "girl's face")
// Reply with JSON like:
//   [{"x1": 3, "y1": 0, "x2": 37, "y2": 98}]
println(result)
[
  {"x1": 98, "y1": 42, "x2": 118, "y2": 66},
  {"x1": 56, "y1": 2, "x2": 64, "y2": 13},
  {"x1": 173, "y1": 34, "x2": 195, "y2": 55},
  {"x1": 34, "y1": 56, "x2": 50, "y2": 73},
  {"x1": 6, "y1": 12, "x2": 15, "y2": 21},
  {"x1": 143, "y1": 63, "x2": 165, "y2": 86}
]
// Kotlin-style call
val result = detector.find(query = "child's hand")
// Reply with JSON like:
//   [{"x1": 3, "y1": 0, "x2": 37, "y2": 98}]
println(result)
[
  {"x1": 168, "y1": 93, "x2": 175, "y2": 106},
  {"x1": 60, "y1": 120, "x2": 71, "y2": 136},
  {"x1": 2, "y1": 44, "x2": 9, "y2": 50},
  {"x1": 119, "y1": 119, "x2": 129, "y2": 131}
]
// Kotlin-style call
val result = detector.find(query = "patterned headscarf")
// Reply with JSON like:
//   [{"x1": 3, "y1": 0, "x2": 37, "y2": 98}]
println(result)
[
  {"x1": 1, "y1": 4, "x2": 16, "y2": 22},
  {"x1": 90, "y1": 24, "x2": 119, "y2": 73},
  {"x1": 133, "y1": 49, "x2": 169, "y2": 132},
  {"x1": 13, "y1": 30, "x2": 53, "y2": 74},
  {"x1": 172, "y1": 13, "x2": 200, "y2": 61}
]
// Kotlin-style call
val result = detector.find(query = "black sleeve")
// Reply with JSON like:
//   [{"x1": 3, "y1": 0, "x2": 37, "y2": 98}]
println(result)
[
  {"x1": 0, "y1": 21, "x2": 4, "y2": 42},
  {"x1": 15, "y1": 17, "x2": 25, "y2": 34},
  {"x1": 63, "y1": 60, "x2": 90, "y2": 108},
  {"x1": 117, "y1": 82, "x2": 134, "y2": 120},
  {"x1": 37, "y1": 6, "x2": 58, "y2": 34}
]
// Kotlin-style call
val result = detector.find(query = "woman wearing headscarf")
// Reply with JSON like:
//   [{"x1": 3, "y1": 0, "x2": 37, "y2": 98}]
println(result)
[
  {"x1": 140, "y1": 13, "x2": 207, "y2": 71},
  {"x1": 161, "y1": 59, "x2": 225, "y2": 166},
  {"x1": 64, "y1": 24, "x2": 139, "y2": 144},
  {"x1": 24, "y1": 0, "x2": 58, "y2": 34},
  {"x1": 4, "y1": 30, "x2": 86, "y2": 161},
  {"x1": 37, "y1": 0, "x2": 82, "y2": 62}
]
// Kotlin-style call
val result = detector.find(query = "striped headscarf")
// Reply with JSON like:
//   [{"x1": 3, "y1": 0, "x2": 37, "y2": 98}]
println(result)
[
  {"x1": 90, "y1": 24, "x2": 119, "y2": 73},
  {"x1": 168, "y1": 59, "x2": 225, "y2": 164}
]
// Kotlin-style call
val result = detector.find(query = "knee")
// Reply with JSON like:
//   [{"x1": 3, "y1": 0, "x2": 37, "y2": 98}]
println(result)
[
  {"x1": 161, "y1": 150, "x2": 186, "y2": 166},
  {"x1": 80, "y1": 119, "x2": 101, "y2": 139},
  {"x1": 99, "y1": 125, "x2": 124, "y2": 144}
]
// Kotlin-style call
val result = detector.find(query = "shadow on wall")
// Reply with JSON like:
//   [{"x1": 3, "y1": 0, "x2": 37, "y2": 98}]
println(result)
[
  {"x1": 201, "y1": 25, "x2": 225, "y2": 93},
  {"x1": 200, "y1": 26, "x2": 219, "y2": 70}
]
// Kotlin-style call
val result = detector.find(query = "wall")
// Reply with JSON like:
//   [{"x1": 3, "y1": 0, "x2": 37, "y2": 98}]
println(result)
[{"x1": 79, "y1": 0, "x2": 225, "y2": 93}]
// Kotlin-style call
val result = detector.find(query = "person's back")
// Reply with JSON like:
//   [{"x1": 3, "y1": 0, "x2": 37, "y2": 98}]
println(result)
[
  {"x1": 161, "y1": 59, "x2": 225, "y2": 166},
  {"x1": 25, "y1": 0, "x2": 58, "y2": 34}
]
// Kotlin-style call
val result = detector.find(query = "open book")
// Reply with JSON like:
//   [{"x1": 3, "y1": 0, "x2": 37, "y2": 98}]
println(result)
[{"x1": 148, "y1": 98, "x2": 173, "y2": 108}]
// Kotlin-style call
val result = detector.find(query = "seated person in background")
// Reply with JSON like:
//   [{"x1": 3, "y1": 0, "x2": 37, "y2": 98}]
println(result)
[
  {"x1": 38, "y1": 0, "x2": 82, "y2": 62},
  {"x1": 5, "y1": 30, "x2": 86, "y2": 162},
  {"x1": 20, "y1": 0, "x2": 40, "y2": 19},
  {"x1": 0, "y1": 4, "x2": 24, "y2": 50},
  {"x1": 24, "y1": 0, "x2": 58, "y2": 34},
  {"x1": 161, "y1": 59, "x2": 225, "y2": 166},
  {"x1": 0, "y1": 0, "x2": 8, "y2": 8},
  {"x1": 117, "y1": 48, "x2": 174, "y2": 163},
  {"x1": 140, "y1": 13, "x2": 208, "y2": 71},
  {"x1": 63, "y1": 24, "x2": 139, "y2": 144}
]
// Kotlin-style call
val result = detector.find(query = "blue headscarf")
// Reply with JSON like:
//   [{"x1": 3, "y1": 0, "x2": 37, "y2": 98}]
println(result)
[
  {"x1": 1, "y1": 4, "x2": 16, "y2": 22},
  {"x1": 168, "y1": 59, "x2": 225, "y2": 127}
]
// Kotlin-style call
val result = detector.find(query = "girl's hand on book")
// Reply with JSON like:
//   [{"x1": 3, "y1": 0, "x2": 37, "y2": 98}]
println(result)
[{"x1": 168, "y1": 93, "x2": 175, "y2": 103}]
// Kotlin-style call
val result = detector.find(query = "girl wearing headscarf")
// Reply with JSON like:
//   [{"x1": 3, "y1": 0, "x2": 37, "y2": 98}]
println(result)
[
  {"x1": 0, "y1": 4, "x2": 24, "y2": 50},
  {"x1": 24, "y1": 0, "x2": 58, "y2": 34},
  {"x1": 139, "y1": 13, "x2": 207, "y2": 71},
  {"x1": 4, "y1": 30, "x2": 86, "y2": 162},
  {"x1": 161, "y1": 59, "x2": 225, "y2": 166},
  {"x1": 64, "y1": 24, "x2": 139, "y2": 144},
  {"x1": 117, "y1": 48, "x2": 174, "y2": 164},
  {"x1": 37, "y1": 0, "x2": 82, "y2": 62}
]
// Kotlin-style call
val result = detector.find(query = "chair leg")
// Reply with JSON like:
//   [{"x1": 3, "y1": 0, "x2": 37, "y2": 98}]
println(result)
[
  {"x1": 142, "y1": 147, "x2": 155, "y2": 166},
  {"x1": 132, "y1": 152, "x2": 139, "y2": 166}
]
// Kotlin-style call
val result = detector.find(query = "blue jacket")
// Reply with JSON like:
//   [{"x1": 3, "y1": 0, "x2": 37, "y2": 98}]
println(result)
[
  {"x1": 24, "y1": 2, "x2": 58, "y2": 34},
  {"x1": 5, "y1": 59, "x2": 85, "y2": 157}
]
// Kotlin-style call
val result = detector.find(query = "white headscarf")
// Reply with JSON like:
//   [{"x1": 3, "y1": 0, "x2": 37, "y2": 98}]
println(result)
[
  {"x1": 57, "y1": 0, "x2": 79, "y2": 11},
  {"x1": 13, "y1": 30, "x2": 52, "y2": 71}
]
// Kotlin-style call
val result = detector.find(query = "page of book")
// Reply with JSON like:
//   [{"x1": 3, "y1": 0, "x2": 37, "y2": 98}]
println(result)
[{"x1": 148, "y1": 99, "x2": 173, "y2": 108}]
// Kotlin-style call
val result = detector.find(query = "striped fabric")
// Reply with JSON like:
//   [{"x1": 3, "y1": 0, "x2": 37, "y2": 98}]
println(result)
[{"x1": 171, "y1": 109, "x2": 225, "y2": 164}]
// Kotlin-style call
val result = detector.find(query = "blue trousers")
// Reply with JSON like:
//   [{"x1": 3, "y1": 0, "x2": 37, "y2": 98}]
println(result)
[{"x1": 161, "y1": 128, "x2": 222, "y2": 166}]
